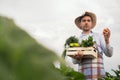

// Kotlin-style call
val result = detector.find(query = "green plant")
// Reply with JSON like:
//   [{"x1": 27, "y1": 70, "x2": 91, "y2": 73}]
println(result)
[
  {"x1": 64, "y1": 36, "x2": 79, "y2": 48},
  {"x1": 80, "y1": 36, "x2": 94, "y2": 47},
  {"x1": 59, "y1": 64, "x2": 85, "y2": 80},
  {"x1": 0, "y1": 16, "x2": 66, "y2": 80},
  {"x1": 0, "y1": 15, "x2": 85, "y2": 80},
  {"x1": 98, "y1": 65, "x2": 120, "y2": 80}
]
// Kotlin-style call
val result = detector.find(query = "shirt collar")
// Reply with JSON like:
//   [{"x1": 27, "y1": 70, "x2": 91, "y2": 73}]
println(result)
[{"x1": 81, "y1": 31, "x2": 93, "y2": 36}]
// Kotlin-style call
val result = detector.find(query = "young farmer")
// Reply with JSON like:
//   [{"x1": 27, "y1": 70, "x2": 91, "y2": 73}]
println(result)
[{"x1": 71, "y1": 12, "x2": 113, "y2": 80}]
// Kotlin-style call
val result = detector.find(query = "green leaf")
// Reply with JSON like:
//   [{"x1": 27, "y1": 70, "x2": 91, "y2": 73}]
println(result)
[
  {"x1": 80, "y1": 36, "x2": 94, "y2": 47},
  {"x1": 64, "y1": 36, "x2": 79, "y2": 48},
  {"x1": 0, "y1": 16, "x2": 66, "y2": 80}
]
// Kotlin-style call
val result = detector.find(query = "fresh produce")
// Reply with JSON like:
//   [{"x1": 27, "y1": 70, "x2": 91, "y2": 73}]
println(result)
[
  {"x1": 69, "y1": 43, "x2": 79, "y2": 47},
  {"x1": 80, "y1": 36, "x2": 94, "y2": 47},
  {"x1": 64, "y1": 36, "x2": 79, "y2": 47},
  {"x1": 64, "y1": 36, "x2": 94, "y2": 47}
]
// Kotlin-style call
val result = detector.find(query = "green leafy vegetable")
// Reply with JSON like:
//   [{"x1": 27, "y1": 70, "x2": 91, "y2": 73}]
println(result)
[
  {"x1": 64, "y1": 36, "x2": 79, "y2": 48},
  {"x1": 80, "y1": 36, "x2": 94, "y2": 47}
]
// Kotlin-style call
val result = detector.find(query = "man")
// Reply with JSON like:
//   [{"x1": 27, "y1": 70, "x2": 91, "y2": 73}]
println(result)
[{"x1": 71, "y1": 12, "x2": 113, "y2": 80}]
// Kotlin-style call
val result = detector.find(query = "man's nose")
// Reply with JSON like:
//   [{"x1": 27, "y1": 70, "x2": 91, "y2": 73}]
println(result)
[
  {"x1": 85, "y1": 21, "x2": 88, "y2": 24},
  {"x1": 85, "y1": 21, "x2": 88, "y2": 23}
]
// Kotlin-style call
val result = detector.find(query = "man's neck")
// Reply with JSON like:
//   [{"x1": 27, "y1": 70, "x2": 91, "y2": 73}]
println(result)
[{"x1": 82, "y1": 30, "x2": 92, "y2": 35}]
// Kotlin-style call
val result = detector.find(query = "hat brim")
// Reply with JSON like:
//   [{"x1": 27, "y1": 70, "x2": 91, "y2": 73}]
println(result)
[{"x1": 75, "y1": 12, "x2": 96, "y2": 30}]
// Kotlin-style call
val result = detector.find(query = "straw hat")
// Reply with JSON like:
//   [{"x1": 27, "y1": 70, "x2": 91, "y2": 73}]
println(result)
[{"x1": 75, "y1": 11, "x2": 96, "y2": 30}]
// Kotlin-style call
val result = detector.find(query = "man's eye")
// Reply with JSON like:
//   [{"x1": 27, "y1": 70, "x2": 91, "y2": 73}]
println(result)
[
  {"x1": 87, "y1": 20, "x2": 91, "y2": 22},
  {"x1": 82, "y1": 20, "x2": 86, "y2": 22}
]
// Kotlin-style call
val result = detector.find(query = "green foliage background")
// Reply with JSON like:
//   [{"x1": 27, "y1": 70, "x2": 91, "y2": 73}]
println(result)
[
  {"x1": 0, "y1": 16, "x2": 85, "y2": 80},
  {"x1": 0, "y1": 16, "x2": 64, "y2": 80}
]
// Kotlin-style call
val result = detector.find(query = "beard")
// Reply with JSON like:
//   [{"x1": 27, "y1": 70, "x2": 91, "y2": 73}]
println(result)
[{"x1": 82, "y1": 25, "x2": 91, "y2": 31}]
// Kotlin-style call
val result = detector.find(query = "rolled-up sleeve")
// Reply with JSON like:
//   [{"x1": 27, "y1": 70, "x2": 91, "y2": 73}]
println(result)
[
  {"x1": 105, "y1": 44, "x2": 113, "y2": 57},
  {"x1": 100, "y1": 35, "x2": 113, "y2": 57}
]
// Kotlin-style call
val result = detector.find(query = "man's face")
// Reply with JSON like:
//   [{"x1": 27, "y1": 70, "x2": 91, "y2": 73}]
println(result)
[{"x1": 80, "y1": 16, "x2": 93, "y2": 31}]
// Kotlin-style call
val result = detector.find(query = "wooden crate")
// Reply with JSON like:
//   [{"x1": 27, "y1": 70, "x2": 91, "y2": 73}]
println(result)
[{"x1": 66, "y1": 47, "x2": 97, "y2": 58}]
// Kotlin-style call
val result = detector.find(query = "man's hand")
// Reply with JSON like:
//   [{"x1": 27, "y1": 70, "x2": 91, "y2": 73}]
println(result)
[
  {"x1": 69, "y1": 50, "x2": 83, "y2": 60},
  {"x1": 103, "y1": 28, "x2": 111, "y2": 44}
]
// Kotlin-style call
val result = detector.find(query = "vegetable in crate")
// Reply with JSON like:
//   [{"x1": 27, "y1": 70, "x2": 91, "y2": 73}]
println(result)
[
  {"x1": 80, "y1": 36, "x2": 94, "y2": 47},
  {"x1": 64, "y1": 36, "x2": 79, "y2": 47}
]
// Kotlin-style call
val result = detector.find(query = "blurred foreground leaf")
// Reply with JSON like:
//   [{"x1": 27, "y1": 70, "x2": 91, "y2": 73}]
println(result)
[
  {"x1": 59, "y1": 64, "x2": 85, "y2": 80},
  {"x1": 0, "y1": 16, "x2": 65, "y2": 80}
]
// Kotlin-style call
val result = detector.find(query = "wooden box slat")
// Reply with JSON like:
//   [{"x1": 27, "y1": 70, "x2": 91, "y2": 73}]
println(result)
[{"x1": 66, "y1": 47, "x2": 97, "y2": 58}]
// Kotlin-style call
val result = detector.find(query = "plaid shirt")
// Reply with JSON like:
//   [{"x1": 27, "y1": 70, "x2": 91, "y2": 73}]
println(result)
[
  {"x1": 72, "y1": 31, "x2": 113, "y2": 80},
  {"x1": 78, "y1": 53, "x2": 105, "y2": 80}
]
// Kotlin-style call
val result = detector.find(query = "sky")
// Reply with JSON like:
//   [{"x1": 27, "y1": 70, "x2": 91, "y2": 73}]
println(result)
[{"x1": 0, "y1": 0, "x2": 120, "y2": 74}]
